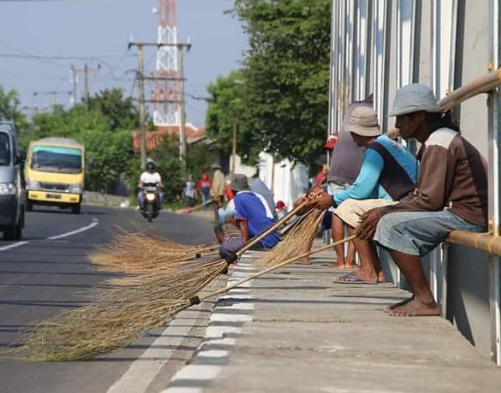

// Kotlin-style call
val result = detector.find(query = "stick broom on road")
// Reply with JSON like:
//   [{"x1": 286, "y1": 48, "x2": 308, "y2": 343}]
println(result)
[
  {"x1": 16, "y1": 199, "x2": 316, "y2": 361},
  {"x1": 18, "y1": 233, "x2": 355, "y2": 362}
]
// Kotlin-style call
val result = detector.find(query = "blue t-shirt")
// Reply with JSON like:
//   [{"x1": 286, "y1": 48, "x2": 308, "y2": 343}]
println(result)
[
  {"x1": 234, "y1": 191, "x2": 280, "y2": 249},
  {"x1": 334, "y1": 135, "x2": 418, "y2": 205}
]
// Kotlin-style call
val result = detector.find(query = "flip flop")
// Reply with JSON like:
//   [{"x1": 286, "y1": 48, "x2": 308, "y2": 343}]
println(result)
[{"x1": 334, "y1": 273, "x2": 378, "y2": 285}]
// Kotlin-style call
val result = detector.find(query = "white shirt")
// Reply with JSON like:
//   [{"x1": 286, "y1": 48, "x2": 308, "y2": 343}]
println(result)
[{"x1": 140, "y1": 172, "x2": 162, "y2": 184}]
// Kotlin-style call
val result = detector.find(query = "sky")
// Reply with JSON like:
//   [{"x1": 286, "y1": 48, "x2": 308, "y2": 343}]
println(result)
[{"x1": 0, "y1": 0, "x2": 247, "y2": 127}]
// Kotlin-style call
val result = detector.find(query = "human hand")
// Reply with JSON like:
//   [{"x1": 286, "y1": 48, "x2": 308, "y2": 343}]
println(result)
[
  {"x1": 213, "y1": 195, "x2": 222, "y2": 207},
  {"x1": 356, "y1": 208, "x2": 380, "y2": 239},
  {"x1": 313, "y1": 192, "x2": 334, "y2": 210}
]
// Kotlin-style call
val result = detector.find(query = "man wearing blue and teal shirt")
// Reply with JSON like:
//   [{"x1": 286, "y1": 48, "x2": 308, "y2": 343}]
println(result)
[{"x1": 317, "y1": 106, "x2": 418, "y2": 284}]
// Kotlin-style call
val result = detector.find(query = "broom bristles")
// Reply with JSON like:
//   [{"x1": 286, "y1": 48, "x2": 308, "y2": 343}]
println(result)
[
  {"x1": 14, "y1": 208, "x2": 324, "y2": 362},
  {"x1": 261, "y1": 209, "x2": 325, "y2": 266}
]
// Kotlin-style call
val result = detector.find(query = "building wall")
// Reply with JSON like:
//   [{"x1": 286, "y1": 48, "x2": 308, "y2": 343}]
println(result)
[{"x1": 330, "y1": 0, "x2": 496, "y2": 361}]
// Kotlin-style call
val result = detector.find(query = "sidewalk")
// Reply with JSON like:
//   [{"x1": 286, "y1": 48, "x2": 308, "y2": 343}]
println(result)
[{"x1": 163, "y1": 241, "x2": 501, "y2": 393}]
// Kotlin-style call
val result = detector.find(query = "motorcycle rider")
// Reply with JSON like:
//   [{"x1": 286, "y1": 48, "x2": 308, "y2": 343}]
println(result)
[{"x1": 138, "y1": 160, "x2": 164, "y2": 210}]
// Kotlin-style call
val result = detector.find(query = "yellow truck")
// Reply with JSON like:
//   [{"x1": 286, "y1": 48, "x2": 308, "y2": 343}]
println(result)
[{"x1": 25, "y1": 137, "x2": 85, "y2": 214}]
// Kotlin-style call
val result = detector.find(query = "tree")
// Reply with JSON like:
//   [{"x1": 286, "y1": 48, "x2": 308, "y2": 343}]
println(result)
[
  {"x1": 86, "y1": 88, "x2": 139, "y2": 131},
  {"x1": 0, "y1": 86, "x2": 27, "y2": 133},
  {"x1": 222, "y1": 0, "x2": 332, "y2": 165}
]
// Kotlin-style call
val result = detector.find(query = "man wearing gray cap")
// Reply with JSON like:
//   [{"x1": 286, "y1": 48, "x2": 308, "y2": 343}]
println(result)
[
  {"x1": 316, "y1": 106, "x2": 418, "y2": 284},
  {"x1": 358, "y1": 84, "x2": 488, "y2": 317},
  {"x1": 231, "y1": 174, "x2": 280, "y2": 250}
]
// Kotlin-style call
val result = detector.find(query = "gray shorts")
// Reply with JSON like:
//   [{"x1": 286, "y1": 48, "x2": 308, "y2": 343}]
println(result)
[
  {"x1": 374, "y1": 210, "x2": 485, "y2": 257},
  {"x1": 219, "y1": 238, "x2": 244, "y2": 258}
]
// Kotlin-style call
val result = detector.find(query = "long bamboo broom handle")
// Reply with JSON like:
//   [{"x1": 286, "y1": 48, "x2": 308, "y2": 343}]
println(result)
[
  {"x1": 190, "y1": 234, "x2": 357, "y2": 305},
  {"x1": 230, "y1": 196, "x2": 315, "y2": 261}
]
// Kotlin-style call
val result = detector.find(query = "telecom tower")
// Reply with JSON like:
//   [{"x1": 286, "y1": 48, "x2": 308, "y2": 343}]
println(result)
[{"x1": 153, "y1": 0, "x2": 180, "y2": 126}]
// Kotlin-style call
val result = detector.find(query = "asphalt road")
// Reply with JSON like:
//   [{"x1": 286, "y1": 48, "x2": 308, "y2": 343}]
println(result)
[{"x1": 0, "y1": 204, "x2": 216, "y2": 393}]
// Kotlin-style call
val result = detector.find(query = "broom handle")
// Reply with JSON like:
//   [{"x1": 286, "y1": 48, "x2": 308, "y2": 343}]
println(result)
[
  {"x1": 235, "y1": 196, "x2": 315, "y2": 258},
  {"x1": 198, "y1": 234, "x2": 356, "y2": 303}
]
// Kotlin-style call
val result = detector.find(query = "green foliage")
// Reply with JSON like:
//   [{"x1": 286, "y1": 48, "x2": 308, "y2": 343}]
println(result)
[
  {"x1": 214, "y1": 0, "x2": 331, "y2": 165},
  {"x1": 0, "y1": 86, "x2": 27, "y2": 133},
  {"x1": 74, "y1": 129, "x2": 134, "y2": 192},
  {"x1": 86, "y1": 88, "x2": 139, "y2": 131}
]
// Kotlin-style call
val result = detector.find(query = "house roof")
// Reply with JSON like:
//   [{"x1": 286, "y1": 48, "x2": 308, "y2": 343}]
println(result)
[{"x1": 132, "y1": 123, "x2": 206, "y2": 151}]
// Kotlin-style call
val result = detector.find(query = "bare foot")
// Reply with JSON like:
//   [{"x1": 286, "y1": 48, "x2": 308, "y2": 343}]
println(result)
[
  {"x1": 388, "y1": 298, "x2": 440, "y2": 317},
  {"x1": 378, "y1": 271, "x2": 386, "y2": 283},
  {"x1": 331, "y1": 262, "x2": 346, "y2": 269},
  {"x1": 384, "y1": 296, "x2": 414, "y2": 313},
  {"x1": 336, "y1": 270, "x2": 378, "y2": 284}
]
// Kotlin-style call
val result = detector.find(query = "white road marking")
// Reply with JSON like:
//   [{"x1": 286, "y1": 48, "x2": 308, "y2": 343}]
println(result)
[
  {"x1": 0, "y1": 219, "x2": 99, "y2": 252},
  {"x1": 0, "y1": 241, "x2": 30, "y2": 252},
  {"x1": 47, "y1": 220, "x2": 99, "y2": 240}
]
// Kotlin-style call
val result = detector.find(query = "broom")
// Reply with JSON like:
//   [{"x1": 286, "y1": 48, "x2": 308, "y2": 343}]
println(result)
[
  {"x1": 90, "y1": 232, "x2": 219, "y2": 275},
  {"x1": 19, "y1": 234, "x2": 355, "y2": 362}
]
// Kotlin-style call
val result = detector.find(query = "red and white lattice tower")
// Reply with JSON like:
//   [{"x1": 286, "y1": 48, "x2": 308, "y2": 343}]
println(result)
[{"x1": 153, "y1": 0, "x2": 180, "y2": 126}]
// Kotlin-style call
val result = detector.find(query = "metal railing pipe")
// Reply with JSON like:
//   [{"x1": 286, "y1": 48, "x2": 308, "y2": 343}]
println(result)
[{"x1": 447, "y1": 230, "x2": 501, "y2": 256}]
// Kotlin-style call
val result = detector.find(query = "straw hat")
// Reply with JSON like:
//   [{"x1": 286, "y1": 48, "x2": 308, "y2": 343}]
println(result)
[
  {"x1": 345, "y1": 106, "x2": 381, "y2": 137},
  {"x1": 389, "y1": 84, "x2": 443, "y2": 117}
]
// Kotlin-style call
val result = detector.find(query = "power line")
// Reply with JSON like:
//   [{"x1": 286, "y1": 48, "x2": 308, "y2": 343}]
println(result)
[{"x1": 0, "y1": 52, "x2": 134, "y2": 61}]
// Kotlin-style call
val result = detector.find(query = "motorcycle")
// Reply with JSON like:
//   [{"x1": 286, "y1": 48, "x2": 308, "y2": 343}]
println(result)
[{"x1": 141, "y1": 182, "x2": 161, "y2": 222}]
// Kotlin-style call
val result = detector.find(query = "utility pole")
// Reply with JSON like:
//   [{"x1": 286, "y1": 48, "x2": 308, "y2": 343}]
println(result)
[
  {"x1": 128, "y1": 43, "x2": 148, "y2": 169},
  {"x1": 33, "y1": 91, "x2": 72, "y2": 111},
  {"x1": 70, "y1": 64, "x2": 101, "y2": 106},
  {"x1": 70, "y1": 65, "x2": 78, "y2": 105},
  {"x1": 177, "y1": 44, "x2": 188, "y2": 160},
  {"x1": 129, "y1": 41, "x2": 190, "y2": 165}
]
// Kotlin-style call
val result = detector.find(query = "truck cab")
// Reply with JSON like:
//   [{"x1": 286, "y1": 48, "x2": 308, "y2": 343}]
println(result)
[
  {"x1": 25, "y1": 137, "x2": 85, "y2": 214},
  {"x1": 0, "y1": 120, "x2": 25, "y2": 240}
]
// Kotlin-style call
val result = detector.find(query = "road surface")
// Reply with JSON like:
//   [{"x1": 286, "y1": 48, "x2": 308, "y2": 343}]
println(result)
[{"x1": 0, "y1": 205, "x2": 216, "y2": 393}]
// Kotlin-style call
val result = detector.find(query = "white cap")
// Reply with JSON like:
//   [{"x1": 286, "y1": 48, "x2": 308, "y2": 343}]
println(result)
[{"x1": 389, "y1": 84, "x2": 443, "y2": 117}]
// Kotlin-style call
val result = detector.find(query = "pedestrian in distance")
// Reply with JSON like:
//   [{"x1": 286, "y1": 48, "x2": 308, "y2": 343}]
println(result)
[
  {"x1": 182, "y1": 174, "x2": 197, "y2": 207},
  {"x1": 357, "y1": 84, "x2": 488, "y2": 316},
  {"x1": 316, "y1": 106, "x2": 418, "y2": 284},
  {"x1": 197, "y1": 171, "x2": 212, "y2": 210}
]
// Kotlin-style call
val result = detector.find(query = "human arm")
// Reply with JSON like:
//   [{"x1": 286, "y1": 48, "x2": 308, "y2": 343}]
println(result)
[
  {"x1": 377, "y1": 145, "x2": 450, "y2": 217},
  {"x1": 239, "y1": 219, "x2": 250, "y2": 243}
]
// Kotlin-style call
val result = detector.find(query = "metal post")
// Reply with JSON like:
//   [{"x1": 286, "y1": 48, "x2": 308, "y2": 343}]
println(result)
[
  {"x1": 84, "y1": 64, "x2": 90, "y2": 104},
  {"x1": 71, "y1": 65, "x2": 77, "y2": 105},
  {"x1": 231, "y1": 117, "x2": 237, "y2": 176},
  {"x1": 137, "y1": 45, "x2": 147, "y2": 169},
  {"x1": 488, "y1": 0, "x2": 501, "y2": 366},
  {"x1": 177, "y1": 46, "x2": 187, "y2": 161},
  {"x1": 441, "y1": 243, "x2": 449, "y2": 318}
]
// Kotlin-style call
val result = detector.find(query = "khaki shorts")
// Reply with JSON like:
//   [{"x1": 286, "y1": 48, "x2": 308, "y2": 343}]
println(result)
[{"x1": 335, "y1": 198, "x2": 396, "y2": 228}]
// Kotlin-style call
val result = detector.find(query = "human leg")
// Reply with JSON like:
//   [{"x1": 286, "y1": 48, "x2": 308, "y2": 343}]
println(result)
[
  {"x1": 137, "y1": 191, "x2": 145, "y2": 210},
  {"x1": 334, "y1": 199, "x2": 394, "y2": 281},
  {"x1": 387, "y1": 250, "x2": 439, "y2": 316},
  {"x1": 331, "y1": 214, "x2": 349, "y2": 268},
  {"x1": 374, "y1": 210, "x2": 485, "y2": 316}
]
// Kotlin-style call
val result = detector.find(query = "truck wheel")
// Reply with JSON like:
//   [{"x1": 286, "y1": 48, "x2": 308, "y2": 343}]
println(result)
[
  {"x1": 71, "y1": 204, "x2": 81, "y2": 214},
  {"x1": 4, "y1": 221, "x2": 22, "y2": 241}
]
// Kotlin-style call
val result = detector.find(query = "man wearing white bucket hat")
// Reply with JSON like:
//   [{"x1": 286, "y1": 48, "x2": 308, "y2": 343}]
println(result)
[
  {"x1": 316, "y1": 106, "x2": 418, "y2": 284},
  {"x1": 358, "y1": 84, "x2": 488, "y2": 317}
]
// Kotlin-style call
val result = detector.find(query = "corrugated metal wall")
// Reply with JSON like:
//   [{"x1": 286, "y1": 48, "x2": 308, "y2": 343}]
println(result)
[{"x1": 329, "y1": 0, "x2": 500, "y2": 363}]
